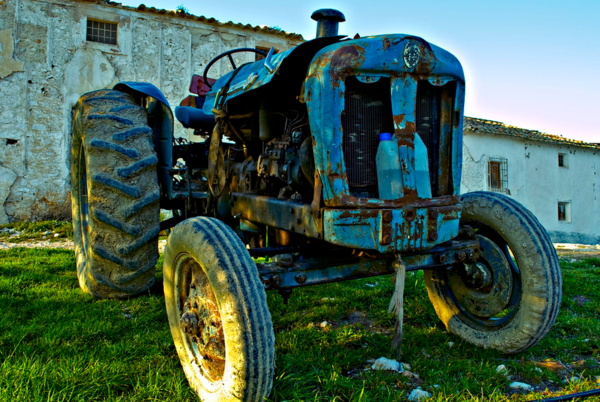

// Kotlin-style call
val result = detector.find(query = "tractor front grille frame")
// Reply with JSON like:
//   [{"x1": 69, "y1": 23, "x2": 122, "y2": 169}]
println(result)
[{"x1": 341, "y1": 77, "x2": 456, "y2": 199}]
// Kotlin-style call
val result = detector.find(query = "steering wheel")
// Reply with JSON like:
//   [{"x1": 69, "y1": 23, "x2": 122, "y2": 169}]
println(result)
[{"x1": 203, "y1": 48, "x2": 268, "y2": 89}]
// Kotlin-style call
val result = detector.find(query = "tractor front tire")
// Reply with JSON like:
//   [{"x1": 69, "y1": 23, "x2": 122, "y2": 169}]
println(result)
[
  {"x1": 71, "y1": 89, "x2": 160, "y2": 299},
  {"x1": 163, "y1": 217, "x2": 275, "y2": 402},
  {"x1": 424, "y1": 191, "x2": 562, "y2": 353}
]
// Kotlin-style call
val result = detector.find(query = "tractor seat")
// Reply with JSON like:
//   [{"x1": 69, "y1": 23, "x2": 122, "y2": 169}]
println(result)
[{"x1": 175, "y1": 106, "x2": 215, "y2": 130}]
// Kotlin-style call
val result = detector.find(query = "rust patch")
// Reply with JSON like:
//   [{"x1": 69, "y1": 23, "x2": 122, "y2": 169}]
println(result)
[
  {"x1": 396, "y1": 134, "x2": 414, "y2": 148},
  {"x1": 333, "y1": 193, "x2": 459, "y2": 209},
  {"x1": 393, "y1": 114, "x2": 405, "y2": 133},
  {"x1": 383, "y1": 37, "x2": 391, "y2": 50},
  {"x1": 330, "y1": 44, "x2": 367, "y2": 83},
  {"x1": 337, "y1": 209, "x2": 378, "y2": 221}
]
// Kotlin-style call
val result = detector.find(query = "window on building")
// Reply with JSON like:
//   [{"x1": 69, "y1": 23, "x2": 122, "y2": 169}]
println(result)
[
  {"x1": 558, "y1": 201, "x2": 571, "y2": 222},
  {"x1": 558, "y1": 153, "x2": 568, "y2": 167},
  {"x1": 86, "y1": 19, "x2": 117, "y2": 45},
  {"x1": 488, "y1": 157, "x2": 508, "y2": 192},
  {"x1": 255, "y1": 46, "x2": 277, "y2": 61}
]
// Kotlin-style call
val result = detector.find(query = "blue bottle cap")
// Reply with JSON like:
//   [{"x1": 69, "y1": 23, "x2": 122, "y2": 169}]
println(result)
[{"x1": 379, "y1": 132, "x2": 392, "y2": 141}]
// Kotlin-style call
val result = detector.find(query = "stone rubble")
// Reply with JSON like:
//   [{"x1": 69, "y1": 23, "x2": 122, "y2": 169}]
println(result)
[
  {"x1": 496, "y1": 364, "x2": 508, "y2": 374},
  {"x1": 371, "y1": 357, "x2": 404, "y2": 373},
  {"x1": 509, "y1": 381, "x2": 533, "y2": 391},
  {"x1": 407, "y1": 387, "x2": 432, "y2": 401},
  {"x1": 0, "y1": 238, "x2": 168, "y2": 252}
]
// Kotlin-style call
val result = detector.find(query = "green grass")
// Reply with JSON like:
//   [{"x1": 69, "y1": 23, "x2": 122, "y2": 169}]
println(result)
[
  {"x1": 0, "y1": 248, "x2": 599, "y2": 401},
  {"x1": 0, "y1": 220, "x2": 73, "y2": 242}
]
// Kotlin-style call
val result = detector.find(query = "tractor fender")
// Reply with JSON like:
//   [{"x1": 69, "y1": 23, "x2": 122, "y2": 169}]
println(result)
[{"x1": 113, "y1": 82, "x2": 174, "y2": 202}]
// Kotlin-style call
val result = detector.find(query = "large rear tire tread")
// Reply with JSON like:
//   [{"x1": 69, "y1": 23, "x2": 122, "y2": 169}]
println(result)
[
  {"x1": 71, "y1": 89, "x2": 160, "y2": 299},
  {"x1": 164, "y1": 217, "x2": 275, "y2": 402},
  {"x1": 424, "y1": 191, "x2": 562, "y2": 354}
]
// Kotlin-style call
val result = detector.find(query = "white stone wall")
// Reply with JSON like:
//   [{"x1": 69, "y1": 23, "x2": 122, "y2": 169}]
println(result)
[
  {"x1": 0, "y1": 0, "x2": 301, "y2": 222},
  {"x1": 462, "y1": 131, "x2": 600, "y2": 244}
]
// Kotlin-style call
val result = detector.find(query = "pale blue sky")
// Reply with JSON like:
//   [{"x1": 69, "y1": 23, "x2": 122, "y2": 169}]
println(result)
[{"x1": 119, "y1": 0, "x2": 600, "y2": 142}]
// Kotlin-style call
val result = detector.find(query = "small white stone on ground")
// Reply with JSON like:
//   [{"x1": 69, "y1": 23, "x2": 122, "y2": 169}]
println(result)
[
  {"x1": 319, "y1": 321, "x2": 329, "y2": 328},
  {"x1": 509, "y1": 382, "x2": 533, "y2": 391},
  {"x1": 496, "y1": 364, "x2": 508, "y2": 374},
  {"x1": 371, "y1": 357, "x2": 404, "y2": 372},
  {"x1": 401, "y1": 370, "x2": 419, "y2": 379},
  {"x1": 408, "y1": 387, "x2": 432, "y2": 401}
]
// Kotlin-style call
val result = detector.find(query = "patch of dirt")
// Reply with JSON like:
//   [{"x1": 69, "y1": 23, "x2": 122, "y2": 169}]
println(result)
[
  {"x1": 0, "y1": 239, "x2": 168, "y2": 253},
  {"x1": 555, "y1": 243, "x2": 600, "y2": 260},
  {"x1": 572, "y1": 295, "x2": 593, "y2": 306}
]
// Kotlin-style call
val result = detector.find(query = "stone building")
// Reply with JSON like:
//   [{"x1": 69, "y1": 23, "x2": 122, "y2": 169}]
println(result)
[
  {"x1": 462, "y1": 117, "x2": 600, "y2": 245},
  {"x1": 0, "y1": 0, "x2": 303, "y2": 223}
]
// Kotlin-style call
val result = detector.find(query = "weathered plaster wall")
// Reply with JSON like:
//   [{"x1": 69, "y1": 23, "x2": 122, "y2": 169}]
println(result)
[
  {"x1": 0, "y1": 0, "x2": 301, "y2": 221},
  {"x1": 462, "y1": 131, "x2": 600, "y2": 244}
]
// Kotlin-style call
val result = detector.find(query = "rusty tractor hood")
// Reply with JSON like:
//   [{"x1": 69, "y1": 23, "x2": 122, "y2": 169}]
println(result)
[
  {"x1": 202, "y1": 36, "x2": 342, "y2": 114},
  {"x1": 203, "y1": 34, "x2": 463, "y2": 115},
  {"x1": 306, "y1": 34, "x2": 465, "y2": 86}
]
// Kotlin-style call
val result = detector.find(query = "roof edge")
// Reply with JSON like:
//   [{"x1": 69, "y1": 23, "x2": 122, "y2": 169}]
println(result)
[
  {"x1": 464, "y1": 116, "x2": 599, "y2": 150},
  {"x1": 72, "y1": 0, "x2": 305, "y2": 41}
]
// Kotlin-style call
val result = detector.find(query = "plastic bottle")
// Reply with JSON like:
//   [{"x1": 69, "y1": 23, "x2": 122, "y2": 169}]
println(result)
[
  {"x1": 414, "y1": 133, "x2": 432, "y2": 198},
  {"x1": 376, "y1": 132, "x2": 403, "y2": 199}
]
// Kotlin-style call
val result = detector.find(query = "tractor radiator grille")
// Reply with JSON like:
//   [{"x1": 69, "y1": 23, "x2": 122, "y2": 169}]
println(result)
[
  {"x1": 342, "y1": 77, "x2": 455, "y2": 198},
  {"x1": 341, "y1": 76, "x2": 394, "y2": 195}
]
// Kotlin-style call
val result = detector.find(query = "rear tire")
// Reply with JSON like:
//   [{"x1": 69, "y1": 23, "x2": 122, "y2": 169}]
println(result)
[
  {"x1": 71, "y1": 89, "x2": 160, "y2": 298},
  {"x1": 163, "y1": 217, "x2": 275, "y2": 402},
  {"x1": 424, "y1": 191, "x2": 562, "y2": 353}
]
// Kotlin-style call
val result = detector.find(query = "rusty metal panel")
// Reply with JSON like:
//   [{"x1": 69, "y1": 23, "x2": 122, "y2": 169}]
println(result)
[
  {"x1": 202, "y1": 37, "x2": 343, "y2": 114},
  {"x1": 452, "y1": 83, "x2": 465, "y2": 195},
  {"x1": 323, "y1": 205, "x2": 460, "y2": 253},
  {"x1": 230, "y1": 193, "x2": 322, "y2": 239}
]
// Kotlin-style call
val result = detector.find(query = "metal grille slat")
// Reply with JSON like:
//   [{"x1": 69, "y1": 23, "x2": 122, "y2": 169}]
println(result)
[{"x1": 416, "y1": 81, "x2": 441, "y2": 191}]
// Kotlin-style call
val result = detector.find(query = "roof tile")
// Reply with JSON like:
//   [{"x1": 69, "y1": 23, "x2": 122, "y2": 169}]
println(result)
[
  {"x1": 73, "y1": 0, "x2": 304, "y2": 40},
  {"x1": 464, "y1": 117, "x2": 599, "y2": 150}
]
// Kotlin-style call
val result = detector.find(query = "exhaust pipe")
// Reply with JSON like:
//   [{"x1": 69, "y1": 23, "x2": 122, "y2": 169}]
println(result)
[{"x1": 311, "y1": 9, "x2": 345, "y2": 38}]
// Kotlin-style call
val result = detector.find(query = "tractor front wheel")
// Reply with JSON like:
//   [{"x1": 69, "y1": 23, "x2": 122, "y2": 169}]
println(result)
[
  {"x1": 163, "y1": 217, "x2": 275, "y2": 402},
  {"x1": 424, "y1": 191, "x2": 562, "y2": 353}
]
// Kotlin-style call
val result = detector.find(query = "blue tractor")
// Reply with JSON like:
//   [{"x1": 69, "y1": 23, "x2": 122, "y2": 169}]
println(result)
[{"x1": 70, "y1": 9, "x2": 561, "y2": 401}]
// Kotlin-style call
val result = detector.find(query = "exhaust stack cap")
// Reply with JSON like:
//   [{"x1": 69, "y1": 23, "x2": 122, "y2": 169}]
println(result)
[{"x1": 311, "y1": 9, "x2": 345, "y2": 38}]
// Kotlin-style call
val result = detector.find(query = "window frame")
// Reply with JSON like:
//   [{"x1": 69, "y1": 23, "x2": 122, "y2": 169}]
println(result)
[
  {"x1": 86, "y1": 18, "x2": 118, "y2": 46},
  {"x1": 558, "y1": 201, "x2": 571, "y2": 223},
  {"x1": 487, "y1": 157, "x2": 508, "y2": 193},
  {"x1": 558, "y1": 153, "x2": 568, "y2": 168}
]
